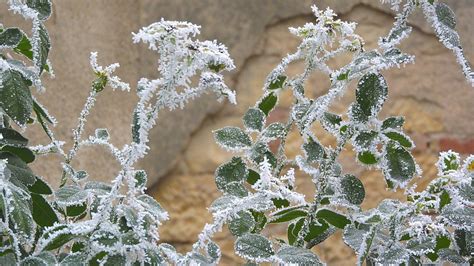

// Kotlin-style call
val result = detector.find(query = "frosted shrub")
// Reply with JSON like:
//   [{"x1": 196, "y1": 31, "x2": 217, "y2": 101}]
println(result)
[{"x1": 0, "y1": 0, "x2": 473, "y2": 265}]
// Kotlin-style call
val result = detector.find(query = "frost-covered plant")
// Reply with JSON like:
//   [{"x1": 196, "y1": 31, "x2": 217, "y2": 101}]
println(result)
[{"x1": 0, "y1": 0, "x2": 473, "y2": 265}]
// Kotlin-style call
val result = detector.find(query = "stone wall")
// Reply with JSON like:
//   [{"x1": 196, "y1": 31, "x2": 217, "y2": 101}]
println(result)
[{"x1": 1, "y1": 1, "x2": 473, "y2": 265}]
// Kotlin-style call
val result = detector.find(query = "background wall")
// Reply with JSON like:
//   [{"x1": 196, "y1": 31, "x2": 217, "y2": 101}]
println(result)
[{"x1": 1, "y1": 1, "x2": 473, "y2": 264}]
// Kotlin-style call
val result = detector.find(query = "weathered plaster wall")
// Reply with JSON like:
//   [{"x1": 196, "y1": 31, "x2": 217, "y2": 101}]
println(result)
[{"x1": 1, "y1": 1, "x2": 473, "y2": 264}]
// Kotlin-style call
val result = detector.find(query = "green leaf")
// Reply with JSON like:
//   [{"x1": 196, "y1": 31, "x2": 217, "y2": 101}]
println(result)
[
  {"x1": 258, "y1": 93, "x2": 277, "y2": 116},
  {"x1": 454, "y1": 229, "x2": 472, "y2": 257},
  {"x1": 442, "y1": 203, "x2": 474, "y2": 228},
  {"x1": 235, "y1": 233, "x2": 274, "y2": 260},
  {"x1": 267, "y1": 75, "x2": 286, "y2": 90},
  {"x1": 13, "y1": 34, "x2": 33, "y2": 60},
  {"x1": 9, "y1": 187, "x2": 35, "y2": 239},
  {"x1": 228, "y1": 211, "x2": 255, "y2": 236},
  {"x1": 214, "y1": 127, "x2": 252, "y2": 150},
  {"x1": 262, "y1": 122, "x2": 286, "y2": 141},
  {"x1": 354, "y1": 130, "x2": 378, "y2": 149},
  {"x1": 322, "y1": 112, "x2": 342, "y2": 130},
  {"x1": 134, "y1": 170, "x2": 147, "y2": 188},
  {"x1": 287, "y1": 218, "x2": 304, "y2": 245},
  {"x1": 137, "y1": 194, "x2": 166, "y2": 220},
  {"x1": 20, "y1": 257, "x2": 47, "y2": 266},
  {"x1": 0, "y1": 128, "x2": 28, "y2": 147},
  {"x1": 243, "y1": 108, "x2": 265, "y2": 132},
  {"x1": 41, "y1": 225, "x2": 76, "y2": 251},
  {"x1": 383, "y1": 142, "x2": 416, "y2": 186},
  {"x1": 340, "y1": 174, "x2": 365, "y2": 205},
  {"x1": 207, "y1": 241, "x2": 220, "y2": 262},
  {"x1": 0, "y1": 28, "x2": 23, "y2": 48},
  {"x1": 35, "y1": 23, "x2": 51, "y2": 73},
  {"x1": 31, "y1": 193, "x2": 58, "y2": 227},
  {"x1": 384, "y1": 130, "x2": 413, "y2": 148},
  {"x1": 0, "y1": 152, "x2": 35, "y2": 187},
  {"x1": 439, "y1": 190, "x2": 451, "y2": 211},
  {"x1": 270, "y1": 209, "x2": 307, "y2": 224},
  {"x1": 276, "y1": 246, "x2": 322, "y2": 265},
  {"x1": 336, "y1": 71, "x2": 349, "y2": 81},
  {"x1": 0, "y1": 145, "x2": 35, "y2": 163},
  {"x1": 272, "y1": 198, "x2": 290, "y2": 208},
  {"x1": 351, "y1": 72, "x2": 388, "y2": 123},
  {"x1": 316, "y1": 209, "x2": 350, "y2": 229},
  {"x1": 91, "y1": 230, "x2": 119, "y2": 248},
  {"x1": 304, "y1": 219, "x2": 329, "y2": 242},
  {"x1": 0, "y1": 68, "x2": 33, "y2": 126},
  {"x1": 358, "y1": 151, "x2": 378, "y2": 165},
  {"x1": 55, "y1": 185, "x2": 88, "y2": 206},
  {"x1": 343, "y1": 224, "x2": 376, "y2": 265},
  {"x1": 215, "y1": 157, "x2": 248, "y2": 191},
  {"x1": 26, "y1": 0, "x2": 52, "y2": 20},
  {"x1": 381, "y1": 116, "x2": 404, "y2": 130},
  {"x1": 249, "y1": 141, "x2": 277, "y2": 167},
  {"x1": 426, "y1": 235, "x2": 451, "y2": 261},
  {"x1": 66, "y1": 203, "x2": 87, "y2": 217},
  {"x1": 435, "y1": 3, "x2": 456, "y2": 29},
  {"x1": 303, "y1": 136, "x2": 325, "y2": 163},
  {"x1": 246, "y1": 169, "x2": 260, "y2": 185},
  {"x1": 250, "y1": 210, "x2": 267, "y2": 234}
]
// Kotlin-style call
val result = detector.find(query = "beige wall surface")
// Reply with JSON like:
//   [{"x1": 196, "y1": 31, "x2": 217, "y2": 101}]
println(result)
[{"x1": 1, "y1": 1, "x2": 473, "y2": 264}]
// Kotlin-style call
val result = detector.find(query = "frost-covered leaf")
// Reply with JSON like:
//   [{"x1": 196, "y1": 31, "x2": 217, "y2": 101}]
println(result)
[
  {"x1": 29, "y1": 176, "x2": 52, "y2": 195},
  {"x1": 267, "y1": 75, "x2": 286, "y2": 90},
  {"x1": 0, "y1": 145, "x2": 35, "y2": 163},
  {"x1": 207, "y1": 241, "x2": 221, "y2": 262},
  {"x1": 340, "y1": 174, "x2": 365, "y2": 205},
  {"x1": 270, "y1": 207, "x2": 307, "y2": 224},
  {"x1": 435, "y1": 3, "x2": 456, "y2": 29},
  {"x1": 262, "y1": 122, "x2": 286, "y2": 141},
  {"x1": 215, "y1": 157, "x2": 248, "y2": 192},
  {"x1": 20, "y1": 256, "x2": 47, "y2": 266},
  {"x1": 454, "y1": 229, "x2": 472, "y2": 257},
  {"x1": 350, "y1": 72, "x2": 388, "y2": 123},
  {"x1": 134, "y1": 170, "x2": 147, "y2": 188},
  {"x1": 8, "y1": 186, "x2": 35, "y2": 240},
  {"x1": 234, "y1": 233, "x2": 274, "y2": 261},
  {"x1": 343, "y1": 224, "x2": 376, "y2": 265},
  {"x1": 258, "y1": 93, "x2": 277, "y2": 116},
  {"x1": 137, "y1": 194, "x2": 167, "y2": 220},
  {"x1": 84, "y1": 181, "x2": 112, "y2": 195},
  {"x1": 316, "y1": 209, "x2": 350, "y2": 229},
  {"x1": 0, "y1": 128, "x2": 28, "y2": 147},
  {"x1": 381, "y1": 116, "x2": 404, "y2": 130},
  {"x1": 383, "y1": 142, "x2": 416, "y2": 187},
  {"x1": 0, "y1": 152, "x2": 36, "y2": 187},
  {"x1": 35, "y1": 252, "x2": 56, "y2": 265},
  {"x1": 287, "y1": 218, "x2": 304, "y2": 245},
  {"x1": 31, "y1": 193, "x2": 58, "y2": 227},
  {"x1": 303, "y1": 136, "x2": 325, "y2": 163},
  {"x1": 228, "y1": 210, "x2": 255, "y2": 236},
  {"x1": 55, "y1": 185, "x2": 88, "y2": 206},
  {"x1": 438, "y1": 248, "x2": 466, "y2": 264},
  {"x1": 39, "y1": 224, "x2": 76, "y2": 251},
  {"x1": 209, "y1": 195, "x2": 237, "y2": 212},
  {"x1": 0, "y1": 68, "x2": 33, "y2": 126},
  {"x1": 249, "y1": 141, "x2": 276, "y2": 167},
  {"x1": 60, "y1": 253, "x2": 87, "y2": 266},
  {"x1": 436, "y1": 150, "x2": 460, "y2": 174},
  {"x1": 0, "y1": 28, "x2": 23, "y2": 47},
  {"x1": 94, "y1": 128, "x2": 109, "y2": 141},
  {"x1": 379, "y1": 243, "x2": 408, "y2": 264},
  {"x1": 223, "y1": 182, "x2": 248, "y2": 197},
  {"x1": 276, "y1": 246, "x2": 322, "y2": 265},
  {"x1": 243, "y1": 108, "x2": 265, "y2": 132},
  {"x1": 91, "y1": 230, "x2": 119, "y2": 248},
  {"x1": 406, "y1": 238, "x2": 436, "y2": 255},
  {"x1": 321, "y1": 112, "x2": 342, "y2": 132},
  {"x1": 457, "y1": 183, "x2": 474, "y2": 203},
  {"x1": 214, "y1": 127, "x2": 252, "y2": 151},
  {"x1": 35, "y1": 23, "x2": 51, "y2": 73},
  {"x1": 250, "y1": 210, "x2": 267, "y2": 234},
  {"x1": 358, "y1": 151, "x2": 378, "y2": 165},
  {"x1": 26, "y1": 0, "x2": 52, "y2": 20},
  {"x1": 354, "y1": 130, "x2": 378, "y2": 149},
  {"x1": 441, "y1": 203, "x2": 474, "y2": 228},
  {"x1": 384, "y1": 130, "x2": 413, "y2": 148}
]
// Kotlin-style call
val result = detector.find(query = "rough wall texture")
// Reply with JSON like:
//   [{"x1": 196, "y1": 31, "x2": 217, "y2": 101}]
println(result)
[{"x1": 1, "y1": 0, "x2": 473, "y2": 265}]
